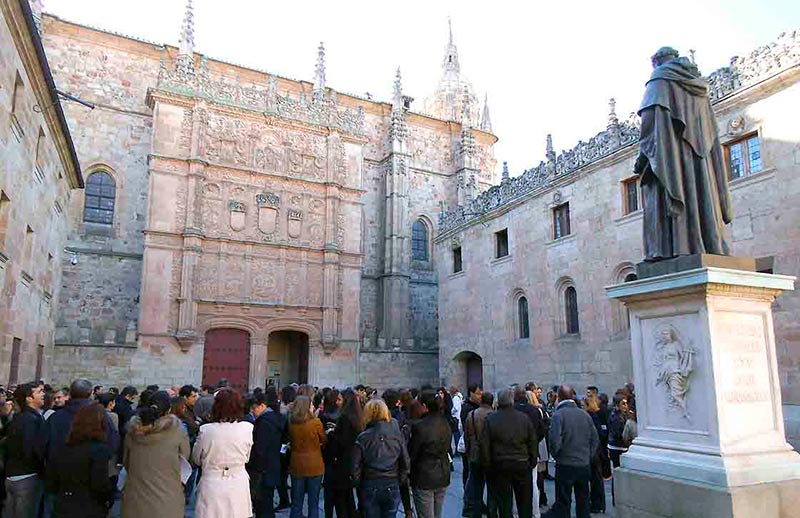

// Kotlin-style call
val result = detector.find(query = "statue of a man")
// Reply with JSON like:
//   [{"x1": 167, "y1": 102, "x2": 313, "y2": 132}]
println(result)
[{"x1": 634, "y1": 47, "x2": 733, "y2": 261}]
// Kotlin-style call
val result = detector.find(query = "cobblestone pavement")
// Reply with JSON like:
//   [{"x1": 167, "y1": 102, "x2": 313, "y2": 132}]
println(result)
[{"x1": 112, "y1": 459, "x2": 615, "y2": 518}]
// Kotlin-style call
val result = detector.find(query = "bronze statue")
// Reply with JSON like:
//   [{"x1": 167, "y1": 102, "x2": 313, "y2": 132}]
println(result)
[{"x1": 634, "y1": 47, "x2": 733, "y2": 261}]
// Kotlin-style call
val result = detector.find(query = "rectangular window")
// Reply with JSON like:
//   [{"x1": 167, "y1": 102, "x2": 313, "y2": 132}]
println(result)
[
  {"x1": 9, "y1": 337, "x2": 21, "y2": 386},
  {"x1": 726, "y1": 134, "x2": 762, "y2": 180},
  {"x1": 453, "y1": 246, "x2": 463, "y2": 273},
  {"x1": 495, "y1": 229, "x2": 509, "y2": 258},
  {"x1": 553, "y1": 203, "x2": 571, "y2": 240},
  {"x1": 0, "y1": 191, "x2": 9, "y2": 251},
  {"x1": 623, "y1": 178, "x2": 639, "y2": 215},
  {"x1": 9, "y1": 73, "x2": 25, "y2": 141}
]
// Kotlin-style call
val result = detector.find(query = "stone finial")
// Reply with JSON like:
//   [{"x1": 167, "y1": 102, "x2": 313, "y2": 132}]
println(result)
[
  {"x1": 608, "y1": 97, "x2": 619, "y2": 129},
  {"x1": 178, "y1": 0, "x2": 195, "y2": 57},
  {"x1": 546, "y1": 134, "x2": 556, "y2": 163},
  {"x1": 502, "y1": 161, "x2": 509, "y2": 181},
  {"x1": 689, "y1": 49, "x2": 696, "y2": 64},
  {"x1": 314, "y1": 42, "x2": 326, "y2": 96},
  {"x1": 392, "y1": 67, "x2": 403, "y2": 110},
  {"x1": 443, "y1": 17, "x2": 460, "y2": 73},
  {"x1": 480, "y1": 93, "x2": 492, "y2": 132}
]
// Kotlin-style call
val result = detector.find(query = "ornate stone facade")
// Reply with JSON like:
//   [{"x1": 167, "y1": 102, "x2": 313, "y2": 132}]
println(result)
[
  {"x1": 436, "y1": 29, "x2": 800, "y2": 446},
  {"x1": 43, "y1": 6, "x2": 497, "y2": 389}
]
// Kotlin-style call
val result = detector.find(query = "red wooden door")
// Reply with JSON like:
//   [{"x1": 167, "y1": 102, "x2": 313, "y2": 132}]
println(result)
[{"x1": 203, "y1": 329, "x2": 251, "y2": 393}]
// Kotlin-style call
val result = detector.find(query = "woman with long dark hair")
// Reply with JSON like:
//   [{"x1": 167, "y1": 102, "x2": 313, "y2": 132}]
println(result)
[
  {"x1": 192, "y1": 388, "x2": 254, "y2": 518},
  {"x1": 46, "y1": 403, "x2": 112, "y2": 518},
  {"x1": 121, "y1": 390, "x2": 190, "y2": 518},
  {"x1": 288, "y1": 395, "x2": 327, "y2": 518},
  {"x1": 327, "y1": 389, "x2": 364, "y2": 518}
]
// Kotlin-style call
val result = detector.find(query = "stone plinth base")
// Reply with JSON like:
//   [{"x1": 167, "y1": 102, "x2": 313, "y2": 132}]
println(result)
[{"x1": 615, "y1": 467, "x2": 800, "y2": 518}]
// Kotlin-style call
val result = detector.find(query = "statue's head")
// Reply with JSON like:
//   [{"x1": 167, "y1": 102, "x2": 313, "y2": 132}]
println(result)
[{"x1": 651, "y1": 47, "x2": 680, "y2": 68}]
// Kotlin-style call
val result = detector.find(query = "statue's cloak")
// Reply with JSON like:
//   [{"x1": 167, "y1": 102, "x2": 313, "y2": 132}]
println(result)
[{"x1": 636, "y1": 57, "x2": 733, "y2": 260}]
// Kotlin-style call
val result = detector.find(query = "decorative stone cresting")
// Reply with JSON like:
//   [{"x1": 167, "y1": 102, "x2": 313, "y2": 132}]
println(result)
[
  {"x1": 156, "y1": 56, "x2": 365, "y2": 136},
  {"x1": 438, "y1": 28, "x2": 800, "y2": 234}
]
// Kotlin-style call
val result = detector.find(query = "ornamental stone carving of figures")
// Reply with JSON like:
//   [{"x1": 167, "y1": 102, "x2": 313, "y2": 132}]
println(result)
[{"x1": 653, "y1": 325, "x2": 696, "y2": 418}]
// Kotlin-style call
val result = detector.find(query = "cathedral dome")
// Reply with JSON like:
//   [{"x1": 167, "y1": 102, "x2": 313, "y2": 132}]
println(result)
[{"x1": 422, "y1": 21, "x2": 485, "y2": 128}]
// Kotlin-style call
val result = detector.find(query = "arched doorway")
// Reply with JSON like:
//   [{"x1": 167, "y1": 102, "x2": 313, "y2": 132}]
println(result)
[
  {"x1": 453, "y1": 351, "x2": 483, "y2": 390},
  {"x1": 267, "y1": 331, "x2": 309, "y2": 389},
  {"x1": 203, "y1": 328, "x2": 251, "y2": 393}
]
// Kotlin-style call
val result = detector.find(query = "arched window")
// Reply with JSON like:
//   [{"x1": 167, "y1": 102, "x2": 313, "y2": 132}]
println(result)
[
  {"x1": 411, "y1": 219, "x2": 429, "y2": 261},
  {"x1": 565, "y1": 286, "x2": 579, "y2": 334},
  {"x1": 624, "y1": 272, "x2": 638, "y2": 283},
  {"x1": 517, "y1": 296, "x2": 530, "y2": 339},
  {"x1": 83, "y1": 171, "x2": 115, "y2": 224}
]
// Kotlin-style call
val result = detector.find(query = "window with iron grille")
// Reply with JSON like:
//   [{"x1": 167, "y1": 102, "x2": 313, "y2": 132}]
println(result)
[
  {"x1": 83, "y1": 172, "x2": 116, "y2": 225},
  {"x1": 725, "y1": 134, "x2": 762, "y2": 180}
]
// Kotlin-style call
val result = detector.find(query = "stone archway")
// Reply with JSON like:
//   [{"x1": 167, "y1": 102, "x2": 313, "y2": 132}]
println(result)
[
  {"x1": 266, "y1": 330, "x2": 310, "y2": 389},
  {"x1": 453, "y1": 351, "x2": 483, "y2": 391}
]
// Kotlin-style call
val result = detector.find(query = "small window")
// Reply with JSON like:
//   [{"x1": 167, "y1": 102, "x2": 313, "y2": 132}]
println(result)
[
  {"x1": 83, "y1": 172, "x2": 116, "y2": 225},
  {"x1": 453, "y1": 246, "x2": 463, "y2": 273},
  {"x1": 565, "y1": 286, "x2": 579, "y2": 335},
  {"x1": 518, "y1": 296, "x2": 530, "y2": 339},
  {"x1": 35, "y1": 344, "x2": 45, "y2": 381},
  {"x1": 726, "y1": 134, "x2": 762, "y2": 180},
  {"x1": 9, "y1": 337, "x2": 21, "y2": 386},
  {"x1": 495, "y1": 229, "x2": 509, "y2": 258},
  {"x1": 553, "y1": 203, "x2": 571, "y2": 240},
  {"x1": 11, "y1": 72, "x2": 23, "y2": 115},
  {"x1": 622, "y1": 178, "x2": 640, "y2": 215},
  {"x1": 411, "y1": 219, "x2": 429, "y2": 262}
]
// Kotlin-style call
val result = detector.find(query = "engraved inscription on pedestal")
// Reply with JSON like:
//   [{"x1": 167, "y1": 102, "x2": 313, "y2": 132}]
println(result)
[{"x1": 715, "y1": 311, "x2": 776, "y2": 441}]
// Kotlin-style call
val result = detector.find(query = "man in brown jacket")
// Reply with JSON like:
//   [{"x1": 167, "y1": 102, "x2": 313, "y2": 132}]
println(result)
[{"x1": 462, "y1": 392, "x2": 494, "y2": 518}]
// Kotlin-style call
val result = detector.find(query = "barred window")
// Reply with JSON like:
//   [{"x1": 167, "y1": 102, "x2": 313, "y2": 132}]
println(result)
[
  {"x1": 553, "y1": 203, "x2": 571, "y2": 239},
  {"x1": 726, "y1": 134, "x2": 762, "y2": 180},
  {"x1": 453, "y1": 246, "x2": 463, "y2": 273},
  {"x1": 83, "y1": 172, "x2": 116, "y2": 225},
  {"x1": 623, "y1": 178, "x2": 639, "y2": 215},
  {"x1": 411, "y1": 219, "x2": 429, "y2": 261}
]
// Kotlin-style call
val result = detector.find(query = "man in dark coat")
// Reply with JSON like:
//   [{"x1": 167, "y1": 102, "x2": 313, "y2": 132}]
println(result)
[
  {"x1": 634, "y1": 46, "x2": 733, "y2": 261},
  {"x1": 543, "y1": 385, "x2": 599, "y2": 518},
  {"x1": 408, "y1": 390, "x2": 451, "y2": 518},
  {"x1": 459, "y1": 383, "x2": 482, "y2": 489},
  {"x1": 480, "y1": 389, "x2": 538, "y2": 518},
  {"x1": 4, "y1": 382, "x2": 46, "y2": 518},
  {"x1": 248, "y1": 390, "x2": 289, "y2": 518}
]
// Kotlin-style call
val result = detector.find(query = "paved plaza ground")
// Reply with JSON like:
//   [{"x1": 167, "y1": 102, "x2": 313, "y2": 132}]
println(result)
[{"x1": 112, "y1": 459, "x2": 615, "y2": 518}]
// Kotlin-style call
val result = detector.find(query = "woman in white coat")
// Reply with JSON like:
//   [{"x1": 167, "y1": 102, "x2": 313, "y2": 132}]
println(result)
[{"x1": 192, "y1": 388, "x2": 254, "y2": 518}]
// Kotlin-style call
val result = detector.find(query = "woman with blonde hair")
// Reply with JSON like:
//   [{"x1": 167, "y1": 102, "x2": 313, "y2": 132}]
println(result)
[
  {"x1": 352, "y1": 399, "x2": 410, "y2": 518},
  {"x1": 288, "y1": 396, "x2": 327, "y2": 518}
]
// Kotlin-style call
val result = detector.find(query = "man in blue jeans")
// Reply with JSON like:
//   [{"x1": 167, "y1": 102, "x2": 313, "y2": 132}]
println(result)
[{"x1": 542, "y1": 385, "x2": 599, "y2": 518}]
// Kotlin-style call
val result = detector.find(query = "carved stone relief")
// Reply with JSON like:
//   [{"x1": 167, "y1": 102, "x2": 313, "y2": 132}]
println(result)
[
  {"x1": 287, "y1": 209, "x2": 303, "y2": 238},
  {"x1": 229, "y1": 200, "x2": 246, "y2": 232},
  {"x1": 653, "y1": 324, "x2": 696, "y2": 419}
]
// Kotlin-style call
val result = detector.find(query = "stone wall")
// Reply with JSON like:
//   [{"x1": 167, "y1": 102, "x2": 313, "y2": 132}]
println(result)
[{"x1": 0, "y1": 2, "x2": 81, "y2": 385}]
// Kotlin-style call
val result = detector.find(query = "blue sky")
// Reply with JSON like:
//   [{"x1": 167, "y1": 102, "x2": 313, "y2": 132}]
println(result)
[{"x1": 44, "y1": 0, "x2": 799, "y2": 177}]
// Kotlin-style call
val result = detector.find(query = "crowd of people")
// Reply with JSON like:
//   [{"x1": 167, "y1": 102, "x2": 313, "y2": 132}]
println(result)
[{"x1": 0, "y1": 378, "x2": 638, "y2": 518}]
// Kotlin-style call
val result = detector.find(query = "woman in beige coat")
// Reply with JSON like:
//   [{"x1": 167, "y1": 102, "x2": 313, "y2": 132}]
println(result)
[
  {"x1": 192, "y1": 388, "x2": 254, "y2": 518},
  {"x1": 121, "y1": 390, "x2": 190, "y2": 518}
]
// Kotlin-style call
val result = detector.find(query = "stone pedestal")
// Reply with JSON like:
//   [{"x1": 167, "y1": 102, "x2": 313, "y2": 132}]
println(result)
[{"x1": 607, "y1": 266, "x2": 800, "y2": 518}]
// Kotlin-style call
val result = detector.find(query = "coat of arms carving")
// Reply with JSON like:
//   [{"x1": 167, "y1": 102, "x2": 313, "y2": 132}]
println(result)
[
  {"x1": 228, "y1": 200, "x2": 246, "y2": 232},
  {"x1": 287, "y1": 209, "x2": 303, "y2": 238}
]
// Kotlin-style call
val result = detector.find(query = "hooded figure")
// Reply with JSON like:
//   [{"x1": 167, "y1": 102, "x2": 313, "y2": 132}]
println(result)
[{"x1": 634, "y1": 47, "x2": 733, "y2": 261}]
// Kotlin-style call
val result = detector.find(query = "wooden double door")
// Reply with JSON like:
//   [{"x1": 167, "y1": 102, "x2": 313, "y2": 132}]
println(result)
[{"x1": 202, "y1": 328, "x2": 250, "y2": 393}]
